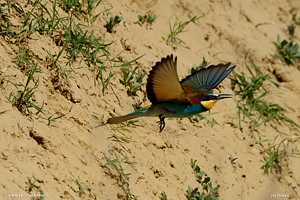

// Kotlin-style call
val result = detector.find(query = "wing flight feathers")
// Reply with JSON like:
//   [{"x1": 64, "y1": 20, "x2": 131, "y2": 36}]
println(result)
[
  {"x1": 146, "y1": 55, "x2": 187, "y2": 104},
  {"x1": 181, "y1": 63, "x2": 236, "y2": 93},
  {"x1": 146, "y1": 56, "x2": 235, "y2": 105}
]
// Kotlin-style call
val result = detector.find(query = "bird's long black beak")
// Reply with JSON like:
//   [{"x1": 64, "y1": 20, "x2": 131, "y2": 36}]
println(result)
[{"x1": 217, "y1": 94, "x2": 233, "y2": 100}]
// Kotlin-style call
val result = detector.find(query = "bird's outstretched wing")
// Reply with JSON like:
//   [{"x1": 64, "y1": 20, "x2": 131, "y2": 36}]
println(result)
[
  {"x1": 180, "y1": 63, "x2": 236, "y2": 104},
  {"x1": 146, "y1": 55, "x2": 187, "y2": 104}
]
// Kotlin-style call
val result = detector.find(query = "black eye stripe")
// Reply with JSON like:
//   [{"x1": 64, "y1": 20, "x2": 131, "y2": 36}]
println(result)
[
  {"x1": 208, "y1": 95, "x2": 217, "y2": 100},
  {"x1": 202, "y1": 95, "x2": 216, "y2": 101}
]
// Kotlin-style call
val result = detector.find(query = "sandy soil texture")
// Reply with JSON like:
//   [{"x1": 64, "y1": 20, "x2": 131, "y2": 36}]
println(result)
[{"x1": 1, "y1": 0, "x2": 300, "y2": 199}]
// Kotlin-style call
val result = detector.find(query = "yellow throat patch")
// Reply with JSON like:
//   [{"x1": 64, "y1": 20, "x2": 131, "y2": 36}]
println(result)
[{"x1": 201, "y1": 100, "x2": 219, "y2": 110}]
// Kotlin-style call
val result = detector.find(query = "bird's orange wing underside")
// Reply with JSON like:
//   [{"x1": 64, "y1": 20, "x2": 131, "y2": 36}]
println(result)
[{"x1": 146, "y1": 55, "x2": 187, "y2": 104}]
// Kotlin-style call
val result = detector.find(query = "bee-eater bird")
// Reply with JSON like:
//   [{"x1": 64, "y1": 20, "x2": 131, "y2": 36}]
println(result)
[{"x1": 106, "y1": 55, "x2": 236, "y2": 132}]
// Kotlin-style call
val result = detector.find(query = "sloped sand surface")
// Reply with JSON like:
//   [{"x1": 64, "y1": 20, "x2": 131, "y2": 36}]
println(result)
[{"x1": 1, "y1": 0, "x2": 300, "y2": 199}]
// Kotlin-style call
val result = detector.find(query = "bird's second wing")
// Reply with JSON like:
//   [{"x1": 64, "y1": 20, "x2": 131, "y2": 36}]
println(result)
[
  {"x1": 146, "y1": 55, "x2": 187, "y2": 104},
  {"x1": 180, "y1": 63, "x2": 236, "y2": 104}
]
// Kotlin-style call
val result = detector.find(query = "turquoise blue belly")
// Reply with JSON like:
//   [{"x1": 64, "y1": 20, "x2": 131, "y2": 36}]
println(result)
[{"x1": 160, "y1": 101, "x2": 208, "y2": 118}]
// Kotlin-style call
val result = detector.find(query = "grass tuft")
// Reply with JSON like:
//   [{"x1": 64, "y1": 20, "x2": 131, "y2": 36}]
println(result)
[
  {"x1": 258, "y1": 135, "x2": 300, "y2": 174},
  {"x1": 110, "y1": 120, "x2": 141, "y2": 132},
  {"x1": 231, "y1": 56, "x2": 299, "y2": 136},
  {"x1": 60, "y1": 0, "x2": 102, "y2": 25},
  {"x1": 160, "y1": 191, "x2": 167, "y2": 200},
  {"x1": 190, "y1": 111, "x2": 222, "y2": 128},
  {"x1": 9, "y1": 65, "x2": 43, "y2": 115},
  {"x1": 163, "y1": 15, "x2": 202, "y2": 47},
  {"x1": 103, "y1": 149, "x2": 137, "y2": 199},
  {"x1": 272, "y1": 35, "x2": 300, "y2": 65},
  {"x1": 162, "y1": 159, "x2": 220, "y2": 200},
  {"x1": 107, "y1": 134, "x2": 136, "y2": 143},
  {"x1": 62, "y1": 20, "x2": 110, "y2": 65},
  {"x1": 121, "y1": 65, "x2": 146, "y2": 95},
  {"x1": 69, "y1": 171, "x2": 85, "y2": 196},
  {"x1": 186, "y1": 159, "x2": 220, "y2": 200},
  {"x1": 104, "y1": 15, "x2": 123, "y2": 33},
  {"x1": 138, "y1": 11, "x2": 157, "y2": 28},
  {"x1": 13, "y1": 47, "x2": 36, "y2": 74},
  {"x1": 27, "y1": 177, "x2": 45, "y2": 200}
]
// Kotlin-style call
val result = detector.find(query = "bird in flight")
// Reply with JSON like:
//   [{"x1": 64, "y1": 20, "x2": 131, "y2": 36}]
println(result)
[{"x1": 106, "y1": 55, "x2": 236, "y2": 132}]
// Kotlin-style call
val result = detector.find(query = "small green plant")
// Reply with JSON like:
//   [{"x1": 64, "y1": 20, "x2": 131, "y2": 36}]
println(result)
[
  {"x1": 163, "y1": 15, "x2": 202, "y2": 46},
  {"x1": 103, "y1": 149, "x2": 137, "y2": 199},
  {"x1": 160, "y1": 191, "x2": 167, "y2": 200},
  {"x1": 232, "y1": 58, "x2": 270, "y2": 101},
  {"x1": 120, "y1": 38, "x2": 131, "y2": 51},
  {"x1": 287, "y1": 24, "x2": 296, "y2": 38},
  {"x1": 0, "y1": 3, "x2": 10, "y2": 21},
  {"x1": 45, "y1": 112, "x2": 66, "y2": 125},
  {"x1": 161, "y1": 159, "x2": 220, "y2": 200},
  {"x1": 9, "y1": 0, "x2": 66, "y2": 41},
  {"x1": 9, "y1": 65, "x2": 43, "y2": 115},
  {"x1": 82, "y1": 0, "x2": 103, "y2": 25},
  {"x1": 121, "y1": 65, "x2": 146, "y2": 95},
  {"x1": 0, "y1": 16, "x2": 12, "y2": 38},
  {"x1": 231, "y1": 57, "x2": 299, "y2": 136},
  {"x1": 28, "y1": 177, "x2": 38, "y2": 192},
  {"x1": 138, "y1": 11, "x2": 157, "y2": 27},
  {"x1": 104, "y1": 15, "x2": 123, "y2": 33},
  {"x1": 260, "y1": 136, "x2": 300, "y2": 174},
  {"x1": 190, "y1": 110, "x2": 222, "y2": 128},
  {"x1": 286, "y1": 8, "x2": 298, "y2": 38},
  {"x1": 32, "y1": 0, "x2": 66, "y2": 36},
  {"x1": 186, "y1": 159, "x2": 220, "y2": 200},
  {"x1": 94, "y1": 55, "x2": 144, "y2": 93},
  {"x1": 13, "y1": 47, "x2": 36, "y2": 74},
  {"x1": 229, "y1": 155, "x2": 238, "y2": 166},
  {"x1": 95, "y1": 64, "x2": 114, "y2": 93},
  {"x1": 62, "y1": 21, "x2": 109, "y2": 65},
  {"x1": 59, "y1": 65, "x2": 75, "y2": 84},
  {"x1": 291, "y1": 8, "x2": 300, "y2": 25},
  {"x1": 60, "y1": 0, "x2": 102, "y2": 25},
  {"x1": 110, "y1": 119, "x2": 141, "y2": 131},
  {"x1": 294, "y1": 17, "x2": 300, "y2": 25},
  {"x1": 204, "y1": 34, "x2": 210, "y2": 41},
  {"x1": 0, "y1": 2, "x2": 14, "y2": 38},
  {"x1": 69, "y1": 171, "x2": 85, "y2": 196},
  {"x1": 263, "y1": 143, "x2": 281, "y2": 175},
  {"x1": 189, "y1": 58, "x2": 210, "y2": 75},
  {"x1": 272, "y1": 35, "x2": 300, "y2": 65},
  {"x1": 107, "y1": 134, "x2": 136, "y2": 143},
  {"x1": 60, "y1": 0, "x2": 82, "y2": 13},
  {"x1": 0, "y1": 110, "x2": 6, "y2": 115},
  {"x1": 27, "y1": 177, "x2": 46, "y2": 200},
  {"x1": 92, "y1": 114, "x2": 106, "y2": 125}
]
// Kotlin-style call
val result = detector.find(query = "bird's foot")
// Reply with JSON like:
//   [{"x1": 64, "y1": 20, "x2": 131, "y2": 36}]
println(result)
[{"x1": 157, "y1": 115, "x2": 166, "y2": 132}]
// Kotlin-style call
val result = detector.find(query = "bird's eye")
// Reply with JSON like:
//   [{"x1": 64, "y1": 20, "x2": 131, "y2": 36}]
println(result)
[{"x1": 208, "y1": 95, "x2": 217, "y2": 100}]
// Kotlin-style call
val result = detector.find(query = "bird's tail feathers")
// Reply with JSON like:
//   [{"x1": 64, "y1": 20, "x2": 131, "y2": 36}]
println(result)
[{"x1": 106, "y1": 109, "x2": 149, "y2": 124}]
